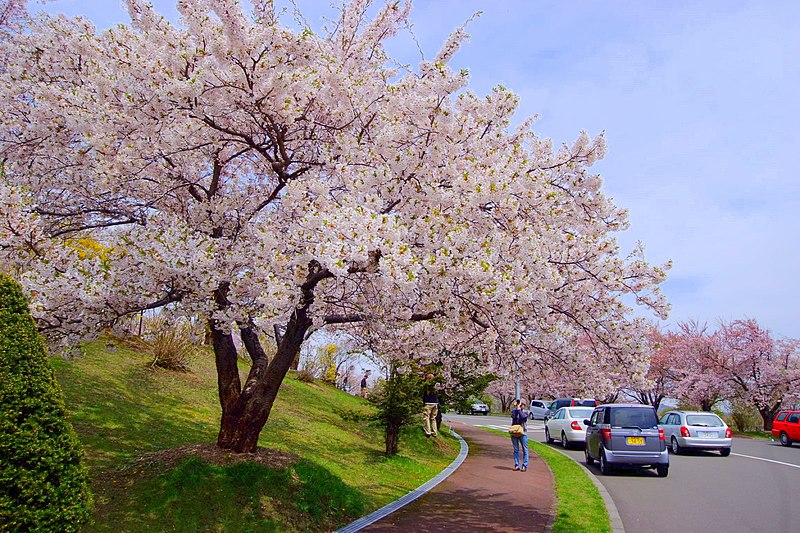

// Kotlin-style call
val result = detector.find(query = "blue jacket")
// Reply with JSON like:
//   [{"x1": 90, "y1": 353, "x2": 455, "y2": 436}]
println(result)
[{"x1": 511, "y1": 408, "x2": 529, "y2": 434}]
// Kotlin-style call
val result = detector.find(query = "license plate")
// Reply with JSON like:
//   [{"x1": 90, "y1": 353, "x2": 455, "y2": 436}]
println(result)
[
  {"x1": 699, "y1": 431, "x2": 715, "y2": 438},
  {"x1": 626, "y1": 436, "x2": 645, "y2": 445}
]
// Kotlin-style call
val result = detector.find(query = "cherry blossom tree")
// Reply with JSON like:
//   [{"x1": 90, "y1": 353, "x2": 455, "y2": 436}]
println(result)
[
  {"x1": 0, "y1": 0, "x2": 28, "y2": 35},
  {"x1": 624, "y1": 326, "x2": 679, "y2": 411},
  {"x1": 717, "y1": 319, "x2": 800, "y2": 431},
  {"x1": 486, "y1": 377, "x2": 516, "y2": 413},
  {"x1": 664, "y1": 321, "x2": 731, "y2": 411},
  {"x1": 0, "y1": 0, "x2": 669, "y2": 452}
]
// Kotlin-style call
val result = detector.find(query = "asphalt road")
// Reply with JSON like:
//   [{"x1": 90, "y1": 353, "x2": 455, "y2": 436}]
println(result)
[{"x1": 448, "y1": 413, "x2": 800, "y2": 533}]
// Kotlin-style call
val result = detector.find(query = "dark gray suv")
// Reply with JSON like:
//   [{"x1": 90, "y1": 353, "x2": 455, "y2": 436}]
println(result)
[{"x1": 584, "y1": 404, "x2": 669, "y2": 477}]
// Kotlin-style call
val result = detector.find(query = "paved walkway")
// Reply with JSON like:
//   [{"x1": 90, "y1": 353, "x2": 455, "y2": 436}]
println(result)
[{"x1": 359, "y1": 419, "x2": 556, "y2": 532}]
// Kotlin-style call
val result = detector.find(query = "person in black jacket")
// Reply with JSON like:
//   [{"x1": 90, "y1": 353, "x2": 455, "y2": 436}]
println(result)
[
  {"x1": 422, "y1": 373, "x2": 439, "y2": 438},
  {"x1": 360, "y1": 370, "x2": 371, "y2": 398}
]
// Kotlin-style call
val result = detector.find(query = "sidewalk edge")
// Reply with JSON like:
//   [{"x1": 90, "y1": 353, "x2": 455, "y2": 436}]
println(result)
[{"x1": 334, "y1": 427, "x2": 469, "y2": 533}]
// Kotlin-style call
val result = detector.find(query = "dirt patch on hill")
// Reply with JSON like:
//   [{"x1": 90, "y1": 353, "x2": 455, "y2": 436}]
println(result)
[{"x1": 131, "y1": 443, "x2": 300, "y2": 471}]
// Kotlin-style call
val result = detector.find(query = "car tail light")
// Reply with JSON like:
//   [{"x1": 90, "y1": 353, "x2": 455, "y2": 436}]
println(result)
[
  {"x1": 570, "y1": 421, "x2": 581, "y2": 431},
  {"x1": 601, "y1": 428, "x2": 612, "y2": 441},
  {"x1": 680, "y1": 426, "x2": 690, "y2": 437},
  {"x1": 725, "y1": 427, "x2": 732, "y2": 438},
  {"x1": 659, "y1": 428, "x2": 665, "y2": 441}
]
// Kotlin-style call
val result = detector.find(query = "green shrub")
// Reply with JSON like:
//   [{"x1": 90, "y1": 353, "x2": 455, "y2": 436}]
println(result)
[
  {"x1": 0, "y1": 274, "x2": 93, "y2": 532},
  {"x1": 729, "y1": 401, "x2": 762, "y2": 433},
  {"x1": 369, "y1": 365, "x2": 424, "y2": 456}
]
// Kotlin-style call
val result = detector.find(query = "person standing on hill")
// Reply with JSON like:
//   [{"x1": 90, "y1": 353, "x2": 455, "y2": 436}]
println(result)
[
  {"x1": 422, "y1": 373, "x2": 439, "y2": 438},
  {"x1": 360, "y1": 370, "x2": 371, "y2": 398},
  {"x1": 510, "y1": 399, "x2": 530, "y2": 471}
]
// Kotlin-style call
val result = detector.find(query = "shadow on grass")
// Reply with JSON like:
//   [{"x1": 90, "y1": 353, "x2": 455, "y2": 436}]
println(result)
[{"x1": 88, "y1": 457, "x2": 366, "y2": 533}]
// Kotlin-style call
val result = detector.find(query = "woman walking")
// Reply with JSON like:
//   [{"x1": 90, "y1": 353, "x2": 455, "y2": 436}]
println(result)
[{"x1": 510, "y1": 399, "x2": 530, "y2": 471}]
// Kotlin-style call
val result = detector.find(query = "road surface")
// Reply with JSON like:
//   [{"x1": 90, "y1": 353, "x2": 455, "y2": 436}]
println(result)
[{"x1": 449, "y1": 413, "x2": 800, "y2": 533}]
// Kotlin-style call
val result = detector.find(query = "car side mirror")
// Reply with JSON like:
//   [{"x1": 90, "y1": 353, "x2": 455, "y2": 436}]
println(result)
[{"x1": 584, "y1": 419, "x2": 592, "y2": 426}]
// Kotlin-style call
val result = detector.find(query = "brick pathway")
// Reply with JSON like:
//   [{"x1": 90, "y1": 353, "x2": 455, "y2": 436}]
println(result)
[{"x1": 361, "y1": 419, "x2": 555, "y2": 532}]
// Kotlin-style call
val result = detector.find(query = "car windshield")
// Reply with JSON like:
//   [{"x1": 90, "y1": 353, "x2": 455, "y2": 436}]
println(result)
[
  {"x1": 610, "y1": 407, "x2": 658, "y2": 429},
  {"x1": 686, "y1": 414, "x2": 723, "y2": 427},
  {"x1": 568, "y1": 407, "x2": 594, "y2": 418}
]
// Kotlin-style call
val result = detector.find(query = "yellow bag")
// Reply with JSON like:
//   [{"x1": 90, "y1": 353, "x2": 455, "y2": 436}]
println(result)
[{"x1": 508, "y1": 424, "x2": 524, "y2": 437}]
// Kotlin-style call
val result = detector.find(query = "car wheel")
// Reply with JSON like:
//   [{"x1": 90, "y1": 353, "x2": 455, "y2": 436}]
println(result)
[
  {"x1": 545, "y1": 427, "x2": 553, "y2": 444},
  {"x1": 483, "y1": 412, "x2": 489, "y2": 416},
  {"x1": 656, "y1": 464, "x2": 669, "y2": 477},
  {"x1": 585, "y1": 446, "x2": 595, "y2": 466},
  {"x1": 720, "y1": 447, "x2": 731, "y2": 457},
  {"x1": 561, "y1": 432, "x2": 569, "y2": 449},
  {"x1": 780, "y1": 432, "x2": 793, "y2": 447},
  {"x1": 599, "y1": 448, "x2": 612, "y2": 475},
  {"x1": 671, "y1": 436, "x2": 683, "y2": 455}
]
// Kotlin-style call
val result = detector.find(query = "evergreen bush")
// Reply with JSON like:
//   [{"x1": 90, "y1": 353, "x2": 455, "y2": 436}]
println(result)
[{"x1": 0, "y1": 274, "x2": 93, "y2": 532}]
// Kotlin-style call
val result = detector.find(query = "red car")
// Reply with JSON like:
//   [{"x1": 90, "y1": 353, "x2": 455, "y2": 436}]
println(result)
[{"x1": 771, "y1": 410, "x2": 800, "y2": 446}]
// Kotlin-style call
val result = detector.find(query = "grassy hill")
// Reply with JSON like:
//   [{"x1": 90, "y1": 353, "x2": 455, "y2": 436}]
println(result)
[{"x1": 51, "y1": 340, "x2": 459, "y2": 532}]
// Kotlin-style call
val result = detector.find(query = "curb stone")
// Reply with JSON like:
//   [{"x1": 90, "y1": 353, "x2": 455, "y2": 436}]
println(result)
[{"x1": 334, "y1": 427, "x2": 469, "y2": 533}]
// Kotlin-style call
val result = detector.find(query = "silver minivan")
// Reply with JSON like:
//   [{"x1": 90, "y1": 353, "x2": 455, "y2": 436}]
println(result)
[
  {"x1": 529, "y1": 400, "x2": 552, "y2": 420},
  {"x1": 584, "y1": 404, "x2": 669, "y2": 477}
]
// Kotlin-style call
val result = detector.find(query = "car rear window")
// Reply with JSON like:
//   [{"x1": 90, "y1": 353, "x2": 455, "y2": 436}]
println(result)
[
  {"x1": 577, "y1": 399, "x2": 597, "y2": 407},
  {"x1": 777, "y1": 412, "x2": 788, "y2": 421},
  {"x1": 568, "y1": 407, "x2": 594, "y2": 418},
  {"x1": 609, "y1": 407, "x2": 658, "y2": 429},
  {"x1": 686, "y1": 414, "x2": 723, "y2": 427}
]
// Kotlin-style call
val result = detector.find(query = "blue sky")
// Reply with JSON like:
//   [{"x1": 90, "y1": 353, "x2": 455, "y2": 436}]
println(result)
[{"x1": 39, "y1": 1, "x2": 800, "y2": 339}]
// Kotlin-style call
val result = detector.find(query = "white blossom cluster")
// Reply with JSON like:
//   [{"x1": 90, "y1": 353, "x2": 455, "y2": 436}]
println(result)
[{"x1": 0, "y1": 0, "x2": 670, "y2": 395}]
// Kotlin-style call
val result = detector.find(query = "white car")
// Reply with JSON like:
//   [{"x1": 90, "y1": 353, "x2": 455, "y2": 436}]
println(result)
[
  {"x1": 544, "y1": 406, "x2": 595, "y2": 448},
  {"x1": 458, "y1": 400, "x2": 490, "y2": 415}
]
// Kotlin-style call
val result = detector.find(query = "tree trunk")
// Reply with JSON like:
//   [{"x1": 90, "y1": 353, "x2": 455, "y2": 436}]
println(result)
[
  {"x1": 385, "y1": 419, "x2": 400, "y2": 457},
  {"x1": 210, "y1": 294, "x2": 313, "y2": 452},
  {"x1": 215, "y1": 311, "x2": 310, "y2": 452},
  {"x1": 211, "y1": 261, "x2": 336, "y2": 453},
  {"x1": 759, "y1": 404, "x2": 781, "y2": 432}
]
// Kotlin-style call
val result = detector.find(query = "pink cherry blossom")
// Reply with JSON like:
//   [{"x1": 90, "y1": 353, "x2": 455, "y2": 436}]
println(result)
[{"x1": 0, "y1": 0, "x2": 670, "y2": 451}]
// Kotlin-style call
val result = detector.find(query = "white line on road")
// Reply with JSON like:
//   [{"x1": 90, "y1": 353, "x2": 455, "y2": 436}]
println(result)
[
  {"x1": 732, "y1": 452, "x2": 800, "y2": 469},
  {"x1": 476, "y1": 424, "x2": 544, "y2": 432}
]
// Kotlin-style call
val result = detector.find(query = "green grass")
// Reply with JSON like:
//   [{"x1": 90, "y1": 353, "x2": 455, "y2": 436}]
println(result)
[
  {"x1": 733, "y1": 430, "x2": 771, "y2": 440},
  {"x1": 51, "y1": 340, "x2": 459, "y2": 532},
  {"x1": 487, "y1": 429, "x2": 610, "y2": 533},
  {"x1": 530, "y1": 442, "x2": 610, "y2": 533}
]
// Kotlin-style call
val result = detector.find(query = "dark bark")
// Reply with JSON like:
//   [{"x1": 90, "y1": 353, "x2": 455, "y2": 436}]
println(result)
[
  {"x1": 213, "y1": 261, "x2": 332, "y2": 453},
  {"x1": 216, "y1": 309, "x2": 311, "y2": 452},
  {"x1": 211, "y1": 324, "x2": 243, "y2": 448},
  {"x1": 759, "y1": 403, "x2": 781, "y2": 431},
  {"x1": 385, "y1": 419, "x2": 401, "y2": 457},
  {"x1": 210, "y1": 283, "x2": 244, "y2": 448}
]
